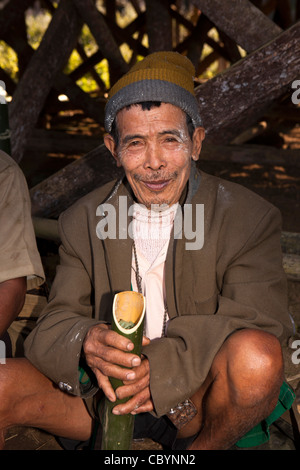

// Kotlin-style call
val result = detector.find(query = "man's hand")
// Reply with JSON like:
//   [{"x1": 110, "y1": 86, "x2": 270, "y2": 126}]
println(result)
[
  {"x1": 112, "y1": 356, "x2": 153, "y2": 415},
  {"x1": 83, "y1": 323, "x2": 153, "y2": 413}
]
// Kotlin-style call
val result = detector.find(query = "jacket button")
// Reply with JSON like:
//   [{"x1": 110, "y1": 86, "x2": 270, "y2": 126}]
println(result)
[{"x1": 58, "y1": 381, "x2": 73, "y2": 392}]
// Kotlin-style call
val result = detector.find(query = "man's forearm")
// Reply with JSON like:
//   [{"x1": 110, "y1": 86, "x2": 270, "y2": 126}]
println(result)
[{"x1": 0, "y1": 277, "x2": 27, "y2": 336}]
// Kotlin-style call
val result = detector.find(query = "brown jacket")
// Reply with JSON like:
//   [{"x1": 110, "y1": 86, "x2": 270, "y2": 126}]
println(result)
[{"x1": 24, "y1": 166, "x2": 293, "y2": 418}]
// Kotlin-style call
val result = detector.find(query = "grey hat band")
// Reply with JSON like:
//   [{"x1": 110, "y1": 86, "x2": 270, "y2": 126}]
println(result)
[{"x1": 104, "y1": 79, "x2": 202, "y2": 133}]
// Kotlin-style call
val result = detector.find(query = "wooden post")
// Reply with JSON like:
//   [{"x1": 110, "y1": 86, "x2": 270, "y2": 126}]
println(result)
[
  {"x1": 9, "y1": 0, "x2": 82, "y2": 163},
  {"x1": 186, "y1": 14, "x2": 213, "y2": 68},
  {"x1": 145, "y1": 0, "x2": 173, "y2": 52}
]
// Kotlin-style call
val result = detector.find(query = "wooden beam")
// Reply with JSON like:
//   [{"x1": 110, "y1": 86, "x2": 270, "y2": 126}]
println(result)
[
  {"x1": 0, "y1": 0, "x2": 34, "y2": 40},
  {"x1": 27, "y1": 129, "x2": 102, "y2": 155},
  {"x1": 68, "y1": 50, "x2": 107, "y2": 91},
  {"x1": 199, "y1": 144, "x2": 300, "y2": 167},
  {"x1": 186, "y1": 14, "x2": 214, "y2": 67},
  {"x1": 73, "y1": 0, "x2": 129, "y2": 84},
  {"x1": 30, "y1": 144, "x2": 123, "y2": 218},
  {"x1": 145, "y1": 0, "x2": 173, "y2": 52},
  {"x1": 5, "y1": 33, "x2": 105, "y2": 129},
  {"x1": 192, "y1": 0, "x2": 282, "y2": 53},
  {"x1": 9, "y1": 0, "x2": 82, "y2": 163},
  {"x1": 104, "y1": 12, "x2": 148, "y2": 57},
  {"x1": 52, "y1": 72, "x2": 105, "y2": 125},
  {"x1": 195, "y1": 23, "x2": 300, "y2": 145}
]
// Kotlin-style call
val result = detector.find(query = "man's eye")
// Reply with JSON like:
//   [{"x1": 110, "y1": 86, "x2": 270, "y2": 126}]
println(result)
[
  {"x1": 129, "y1": 140, "x2": 141, "y2": 147},
  {"x1": 165, "y1": 137, "x2": 179, "y2": 143}
]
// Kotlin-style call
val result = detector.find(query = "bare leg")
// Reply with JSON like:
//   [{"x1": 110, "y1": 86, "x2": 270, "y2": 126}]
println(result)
[
  {"x1": 0, "y1": 358, "x2": 93, "y2": 449},
  {"x1": 178, "y1": 329, "x2": 284, "y2": 450}
]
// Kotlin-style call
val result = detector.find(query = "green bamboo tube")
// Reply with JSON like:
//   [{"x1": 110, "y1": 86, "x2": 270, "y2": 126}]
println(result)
[{"x1": 101, "y1": 291, "x2": 146, "y2": 450}]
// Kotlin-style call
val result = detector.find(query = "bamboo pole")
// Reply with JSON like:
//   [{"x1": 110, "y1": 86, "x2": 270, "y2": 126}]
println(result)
[{"x1": 101, "y1": 291, "x2": 146, "y2": 450}]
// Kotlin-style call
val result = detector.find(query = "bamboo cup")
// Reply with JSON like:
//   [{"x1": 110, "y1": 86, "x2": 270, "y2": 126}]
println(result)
[{"x1": 101, "y1": 290, "x2": 146, "y2": 450}]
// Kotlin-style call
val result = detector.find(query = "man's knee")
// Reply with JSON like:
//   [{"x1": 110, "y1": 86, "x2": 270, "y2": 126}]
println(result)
[
  {"x1": 220, "y1": 329, "x2": 283, "y2": 409},
  {"x1": 0, "y1": 358, "x2": 49, "y2": 420},
  {"x1": 0, "y1": 359, "x2": 24, "y2": 424}
]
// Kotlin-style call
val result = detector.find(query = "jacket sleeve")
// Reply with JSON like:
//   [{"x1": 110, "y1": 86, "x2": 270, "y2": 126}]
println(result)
[
  {"x1": 142, "y1": 206, "x2": 294, "y2": 418},
  {"x1": 24, "y1": 211, "x2": 100, "y2": 398}
]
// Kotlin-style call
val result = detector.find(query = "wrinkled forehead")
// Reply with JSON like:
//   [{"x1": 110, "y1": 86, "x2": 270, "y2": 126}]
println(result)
[{"x1": 115, "y1": 102, "x2": 188, "y2": 133}]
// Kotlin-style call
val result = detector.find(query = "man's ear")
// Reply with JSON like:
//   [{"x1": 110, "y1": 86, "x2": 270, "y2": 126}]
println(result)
[
  {"x1": 191, "y1": 127, "x2": 205, "y2": 162},
  {"x1": 104, "y1": 134, "x2": 122, "y2": 167}
]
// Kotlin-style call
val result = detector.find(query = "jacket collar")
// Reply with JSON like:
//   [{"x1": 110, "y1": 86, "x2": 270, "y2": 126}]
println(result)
[{"x1": 97, "y1": 180, "x2": 133, "y2": 295}]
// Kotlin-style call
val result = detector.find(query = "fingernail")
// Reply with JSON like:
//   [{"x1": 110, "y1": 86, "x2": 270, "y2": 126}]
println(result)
[
  {"x1": 113, "y1": 408, "x2": 120, "y2": 415},
  {"x1": 126, "y1": 371, "x2": 135, "y2": 380},
  {"x1": 132, "y1": 357, "x2": 140, "y2": 366}
]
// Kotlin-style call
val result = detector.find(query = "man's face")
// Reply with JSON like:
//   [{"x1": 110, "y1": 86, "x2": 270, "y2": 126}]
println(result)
[{"x1": 104, "y1": 103, "x2": 205, "y2": 208}]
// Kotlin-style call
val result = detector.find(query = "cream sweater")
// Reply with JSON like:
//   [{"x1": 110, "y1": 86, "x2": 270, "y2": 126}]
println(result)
[{"x1": 131, "y1": 202, "x2": 178, "y2": 339}]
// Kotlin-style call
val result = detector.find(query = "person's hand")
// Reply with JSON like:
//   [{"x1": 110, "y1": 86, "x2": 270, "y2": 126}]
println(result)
[
  {"x1": 83, "y1": 323, "x2": 151, "y2": 410},
  {"x1": 112, "y1": 356, "x2": 154, "y2": 415}
]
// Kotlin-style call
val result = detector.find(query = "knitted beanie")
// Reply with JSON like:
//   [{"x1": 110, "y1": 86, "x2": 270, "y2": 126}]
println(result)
[{"x1": 104, "y1": 51, "x2": 202, "y2": 133}]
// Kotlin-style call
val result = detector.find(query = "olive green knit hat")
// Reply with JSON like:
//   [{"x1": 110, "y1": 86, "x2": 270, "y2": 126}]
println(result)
[{"x1": 104, "y1": 51, "x2": 202, "y2": 133}]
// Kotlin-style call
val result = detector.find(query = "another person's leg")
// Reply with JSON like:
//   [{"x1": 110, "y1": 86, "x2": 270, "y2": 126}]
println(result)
[
  {"x1": 178, "y1": 329, "x2": 284, "y2": 450},
  {"x1": 0, "y1": 358, "x2": 93, "y2": 449}
]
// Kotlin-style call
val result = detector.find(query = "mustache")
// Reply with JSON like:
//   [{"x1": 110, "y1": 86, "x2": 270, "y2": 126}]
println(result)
[{"x1": 133, "y1": 171, "x2": 178, "y2": 182}]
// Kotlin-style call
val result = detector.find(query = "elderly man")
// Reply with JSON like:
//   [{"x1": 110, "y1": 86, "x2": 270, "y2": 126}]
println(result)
[{"x1": 0, "y1": 52, "x2": 295, "y2": 450}]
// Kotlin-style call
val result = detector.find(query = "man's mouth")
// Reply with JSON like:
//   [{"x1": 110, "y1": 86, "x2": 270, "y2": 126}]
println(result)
[{"x1": 142, "y1": 180, "x2": 171, "y2": 191}]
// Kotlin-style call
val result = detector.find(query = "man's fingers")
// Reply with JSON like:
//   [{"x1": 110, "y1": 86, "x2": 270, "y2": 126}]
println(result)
[
  {"x1": 131, "y1": 400, "x2": 153, "y2": 414},
  {"x1": 84, "y1": 326, "x2": 141, "y2": 370},
  {"x1": 142, "y1": 335, "x2": 150, "y2": 346},
  {"x1": 84, "y1": 326, "x2": 135, "y2": 354},
  {"x1": 82, "y1": 324, "x2": 148, "y2": 403},
  {"x1": 92, "y1": 368, "x2": 116, "y2": 402},
  {"x1": 86, "y1": 344, "x2": 140, "y2": 369},
  {"x1": 112, "y1": 388, "x2": 152, "y2": 415},
  {"x1": 89, "y1": 355, "x2": 138, "y2": 383},
  {"x1": 116, "y1": 371, "x2": 149, "y2": 400}
]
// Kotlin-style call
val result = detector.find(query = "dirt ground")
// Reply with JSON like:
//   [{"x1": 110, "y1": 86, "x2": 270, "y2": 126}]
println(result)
[{"x1": 4, "y1": 98, "x2": 299, "y2": 451}]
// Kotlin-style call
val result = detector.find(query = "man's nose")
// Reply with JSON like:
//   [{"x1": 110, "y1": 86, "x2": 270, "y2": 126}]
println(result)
[{"x1": 143, "y1": 143, "x2": 166, "y2": 170}]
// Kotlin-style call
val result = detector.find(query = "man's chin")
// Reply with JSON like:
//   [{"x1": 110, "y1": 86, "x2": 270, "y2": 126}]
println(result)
[{"x1": 138, "y1": 197, "x2": 175, "y2": 210}]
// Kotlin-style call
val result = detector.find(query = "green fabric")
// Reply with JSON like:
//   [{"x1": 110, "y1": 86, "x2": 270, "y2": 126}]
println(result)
[
  {"x1": 79, "y1": 366, "x2": 90, "y2": 385},
  {"x1": 235, "y1": 381, "x2": 295, "y2": 448}
]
